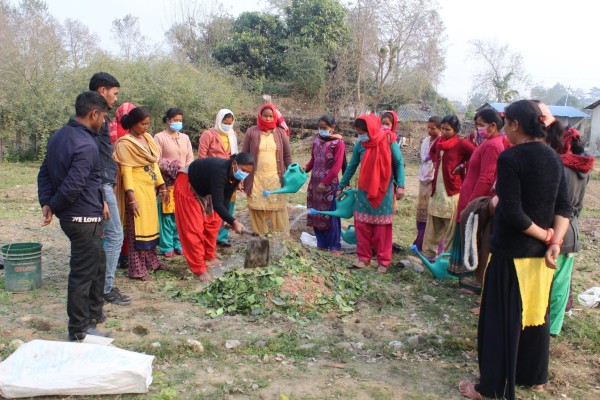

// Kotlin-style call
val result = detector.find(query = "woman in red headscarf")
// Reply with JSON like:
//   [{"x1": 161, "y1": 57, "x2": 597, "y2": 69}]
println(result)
[
  {"x1": 109, "y1": 102, "x2": 136, "y2": 145},
  {"x1": 241, "y1": 104, "x2": 292, "y2": 235},
  {"x1": 338, "y1": 114, "x2": 405, "y2": 273}
]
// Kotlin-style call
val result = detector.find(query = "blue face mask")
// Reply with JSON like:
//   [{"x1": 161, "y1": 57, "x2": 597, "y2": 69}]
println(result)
[
  {"x1": 170, "y1": 122, "x2": 183, "y2": 132},
  {"x1": 233, "y1": 163, "x2": 249, "y2": 181},
  {"x1": 358, "y1": 133, "x2": 370, "y2": 142},
  {"x1": 221, "y1": 124, "x2": 233, "y2": 132},
  {"x1": 318, "y1": 129, "x2": 330, "y2": 138}
]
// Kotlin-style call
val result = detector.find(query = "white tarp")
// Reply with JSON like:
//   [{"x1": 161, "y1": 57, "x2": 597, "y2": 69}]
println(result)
[{"x1": 0, "y1": 339, "x2": 154, "y2": 398}]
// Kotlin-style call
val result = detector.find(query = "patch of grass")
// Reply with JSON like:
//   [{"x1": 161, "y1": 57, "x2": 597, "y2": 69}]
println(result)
[
  {"x1": 104, "y1": 319, "x2": 122, "y2": 328},
  {"x1": 559, "y1": 312, "x2": 600, "y2": 354},
  {"x1": 0, "y1": 162, "x2": 40, "y2": 189}
]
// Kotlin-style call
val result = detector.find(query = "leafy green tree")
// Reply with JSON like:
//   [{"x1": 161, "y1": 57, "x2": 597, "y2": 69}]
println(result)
[
  {"x1": 212, "y1": 12, "x2": 287, "y2": 80},
  {"x1": 282, "y1": 46, "x2": 327, "y2": 98},
  {"x1": 0, "y1": 0, "x2": 68, "y2": 160},
  {"x1": 284, "y1": 0, "x2": 351, "y2": 51}
]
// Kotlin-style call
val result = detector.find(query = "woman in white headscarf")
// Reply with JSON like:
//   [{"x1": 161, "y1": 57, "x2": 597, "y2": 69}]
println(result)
[{"x1": 198, "y1": 109, "x2": 239, "y2": 247}]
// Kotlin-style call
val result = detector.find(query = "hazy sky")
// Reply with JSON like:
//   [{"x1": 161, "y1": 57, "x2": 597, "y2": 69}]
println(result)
[{"x1": 44, "y1": 0, "x2": 599, "y2": 103}]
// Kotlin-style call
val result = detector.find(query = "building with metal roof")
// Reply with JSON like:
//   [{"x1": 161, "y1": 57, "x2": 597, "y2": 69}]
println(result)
[{"x1": 396, "y1": 103, "x2": 433, "y2": 122}]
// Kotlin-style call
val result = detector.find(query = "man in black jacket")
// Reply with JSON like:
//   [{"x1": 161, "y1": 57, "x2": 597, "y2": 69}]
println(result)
[
  {"x1": 38, "y1": 91, "x2": 111, "y2": 341},
  {"x1": 89, "y1": 72, "x2": 131, "y2": 306}
]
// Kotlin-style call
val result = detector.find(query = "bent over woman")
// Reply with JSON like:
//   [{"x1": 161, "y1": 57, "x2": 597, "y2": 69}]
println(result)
[{"x1": 174, "y1": 153, "x2": 253, "y2": 281}]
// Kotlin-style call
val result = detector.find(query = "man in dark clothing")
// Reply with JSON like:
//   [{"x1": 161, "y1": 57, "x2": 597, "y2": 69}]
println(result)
[
  {"x1": 38, "y1": 91, "x2": 111, "y2": 341},
  {"x1": 89, "y1": 72, "x2": 131, "y2": 306}
]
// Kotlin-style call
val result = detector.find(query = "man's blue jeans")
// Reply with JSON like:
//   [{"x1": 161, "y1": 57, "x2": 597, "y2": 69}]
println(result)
[{"x1": 102, "y1": 183, "x2": 124, "y2": 294}]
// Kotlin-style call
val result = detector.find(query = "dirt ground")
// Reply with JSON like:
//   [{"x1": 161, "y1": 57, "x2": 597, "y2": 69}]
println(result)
[{"x1": 1, "y1": 161, "x2": 599, "y2": 400}]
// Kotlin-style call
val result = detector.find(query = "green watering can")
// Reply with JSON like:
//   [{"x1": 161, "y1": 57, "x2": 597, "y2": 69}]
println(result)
[
  {"x1": 308, "y1": 188, "x2": 356, "y2": 219},
  {"x1": 263, "y1": 163, "x2": 307, "y2": 196},
  {"x1": 341, "y1": 224, "x2": 356, "y2": 245},
  {"x1": 409, "y1": 245, "x2": 457, "y2": 280}
]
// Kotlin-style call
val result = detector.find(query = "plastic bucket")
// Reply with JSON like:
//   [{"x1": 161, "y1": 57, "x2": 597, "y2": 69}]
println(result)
[{"x1": 1, "y1": 242, "x2": 42, "y2": 292}]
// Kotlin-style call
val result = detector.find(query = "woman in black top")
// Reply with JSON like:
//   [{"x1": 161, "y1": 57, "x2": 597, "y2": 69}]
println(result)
[
  {"x1": 174, "y1": 152, "x2": 254, "y2": 282},
  {"x1": 459, "y1": 100, "x2": 572, "y2": 400}
]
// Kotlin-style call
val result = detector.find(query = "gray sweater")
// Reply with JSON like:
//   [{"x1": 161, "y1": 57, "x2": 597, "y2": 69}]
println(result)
[{"x1": 561, "y1": 166, "x2": 589, "y2": 254}]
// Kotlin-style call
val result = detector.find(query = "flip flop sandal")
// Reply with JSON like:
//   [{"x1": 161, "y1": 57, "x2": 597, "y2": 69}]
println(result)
[
  {"x1": 349, "y1": 260, "x2": 369, "y2": 269},
  {"x1": 376, "y1": 264, "x2": 388, "y2": 274}
]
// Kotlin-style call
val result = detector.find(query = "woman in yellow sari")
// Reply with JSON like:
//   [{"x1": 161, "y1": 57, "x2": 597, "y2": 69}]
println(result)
[{"x1": 113, "y1": 107, "x2": 169, "y2": 280}]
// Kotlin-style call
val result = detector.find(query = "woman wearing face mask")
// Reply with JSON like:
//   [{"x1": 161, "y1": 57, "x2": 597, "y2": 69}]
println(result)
[
  {"x1": 422, "y1": 115, "x2": 475, "y2": 262},
  {"x1": 154, "y1": 108, "x2": 194, "y2": 258},
  {"x1": 448, "y1": 108, "x2": 506, "y2": 279},
  {"x1": 242, "y1": 104, "x2": 292, "y2": 236},
  {"x1": 174, "y1": 153, "x2": 254, "y2": 282},
  {"x1": 198, "y1": 109, "x2": 240, "y2": 247},
  {"x1": 338, "y1": 114, "x2": 405, "y2": 273},
  {"x1": 303, "y1": 115, "x2": 346, "y2": 254}
]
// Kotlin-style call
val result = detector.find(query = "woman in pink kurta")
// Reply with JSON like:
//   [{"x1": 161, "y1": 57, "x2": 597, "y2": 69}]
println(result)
[{"x1": 153, "y1": 108, "x2": 194, "y2": 257}]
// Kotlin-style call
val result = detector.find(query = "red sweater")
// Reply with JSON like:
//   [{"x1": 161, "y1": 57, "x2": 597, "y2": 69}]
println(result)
[
  {"x1": 456, "y1": 135, "x2": 505, "y2": 220},
  {"x1": 430, "y1": 138, "x2": 476, "y2": 197}
]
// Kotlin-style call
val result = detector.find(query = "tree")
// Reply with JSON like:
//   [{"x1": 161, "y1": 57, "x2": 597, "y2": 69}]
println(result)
[
  {"x1": 165, "y1": 0, "x2": 233, "y2": 65},
  {"x1": 470, "y1": 39, "x2": 528, "y2": 102},
  {"x1": 111, "y1": 14, "x2": 147, "y2": 61},
  {"x1": 212, "y1": 12, "x2": 287, "y2": 80},
  {"x1": 63, "y1": 18, "x2": 100, "y2": 68},
  {"x1": 284, "y1": 0, "x2": 351, "y2": 51},
  {"x1": 349, "y1": 0, "x2": 446, "y2": 111},
  {"x1": 0, "y1": 0, "x2": 68, "y2": 160}
]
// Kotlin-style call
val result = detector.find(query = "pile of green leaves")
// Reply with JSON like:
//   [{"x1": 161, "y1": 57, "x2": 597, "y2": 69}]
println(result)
[{"x1": 197, "y1": 245, "x2": 365, "y2": 319}]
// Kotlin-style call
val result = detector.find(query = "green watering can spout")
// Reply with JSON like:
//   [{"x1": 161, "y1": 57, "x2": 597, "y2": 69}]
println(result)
[
  {"x1": 310, "y1": 189, "x2": 356, "y2": 219},
  {"x1": 341, "y1": 224, "x2": 356, "y2": 245},
  {"x1": 409, "y1": 245, "x2": 457, "y2": 280},
  {"x1": 263, "y1": 163, "x2": 307, "y2": 196}
]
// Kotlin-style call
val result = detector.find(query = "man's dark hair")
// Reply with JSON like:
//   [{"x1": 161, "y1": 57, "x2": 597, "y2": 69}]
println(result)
[
  {"x1": 89, "y1": 72, "x2": 120, "y2": 91},
  {"x1": 75, "y1": 91, "x2": 109, "y2": 117}
]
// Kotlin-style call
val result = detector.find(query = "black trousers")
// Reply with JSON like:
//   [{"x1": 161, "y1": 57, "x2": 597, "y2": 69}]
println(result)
[
  {"x1": 60, "y1": 220, "x2": 106, "y2": 336},
  {"x1": 476, "y1": 255, "x2": 550, "y2": 400}
]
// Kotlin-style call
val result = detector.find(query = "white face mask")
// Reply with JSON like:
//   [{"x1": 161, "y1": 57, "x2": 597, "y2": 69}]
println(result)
[{"x1": 221, "y1": 124, "x2": 233, "y2": 132}]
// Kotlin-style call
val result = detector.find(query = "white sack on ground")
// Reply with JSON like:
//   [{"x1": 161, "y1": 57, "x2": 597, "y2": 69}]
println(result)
[{"x1": 0, "y1": 339, "x2": 154, "y2": 398}]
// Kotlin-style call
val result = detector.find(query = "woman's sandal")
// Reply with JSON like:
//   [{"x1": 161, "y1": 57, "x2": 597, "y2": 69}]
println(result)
[
  {"x1": 531, "y1": 384, "x2": 545, "y2": 392},
  {"x1": 458, "y1": 381, "x2": 483, "y2": 399},
  {"x1": 376, "y1": 264, "x2": 388, "y2": 274},
  {"x1": 350, "y1": 260, "x2": 369, "y2": 269}
]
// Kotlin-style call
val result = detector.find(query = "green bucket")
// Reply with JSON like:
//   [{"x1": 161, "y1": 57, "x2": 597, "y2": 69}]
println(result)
[{"x1": 1, "y1": 242, "x2": 42, "y2": 292}]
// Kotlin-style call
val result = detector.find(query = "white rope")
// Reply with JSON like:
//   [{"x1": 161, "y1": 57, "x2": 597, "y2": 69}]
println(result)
[{"x1": 463, "y1": 212, "x2": 479, "y2": 272}]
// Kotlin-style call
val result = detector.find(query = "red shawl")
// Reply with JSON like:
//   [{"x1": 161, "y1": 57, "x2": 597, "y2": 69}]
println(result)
[
  {"x1": 109, "y1": 102, "x2": 136, "y2": 144},
  {"x1": 257, "y1": 103, "x2": 289, "y2": 135},
  {"x1": 431, "y1": 133, "x2": 459, "y2": 164},
  {"x1": 561, "y1": 153, "x2": 594, "y2": 173},
  {"x1": 358, "y1": 114, "x2": 392, "y2": 208},
  {"x1": 560, "y1": 128, "x2": 594, "y2": 173}
]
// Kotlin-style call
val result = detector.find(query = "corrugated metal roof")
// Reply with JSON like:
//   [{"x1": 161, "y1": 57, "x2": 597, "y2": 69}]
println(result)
[
  {"x1": 396, "y1": 104, "x2": 433, "y2": 122},
  {"x1": 584, "y1": 99, "x2": 600, "y2": 110},
  {"x1": 479, "y1": 102, "x2": 589, "y2": 119}
]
